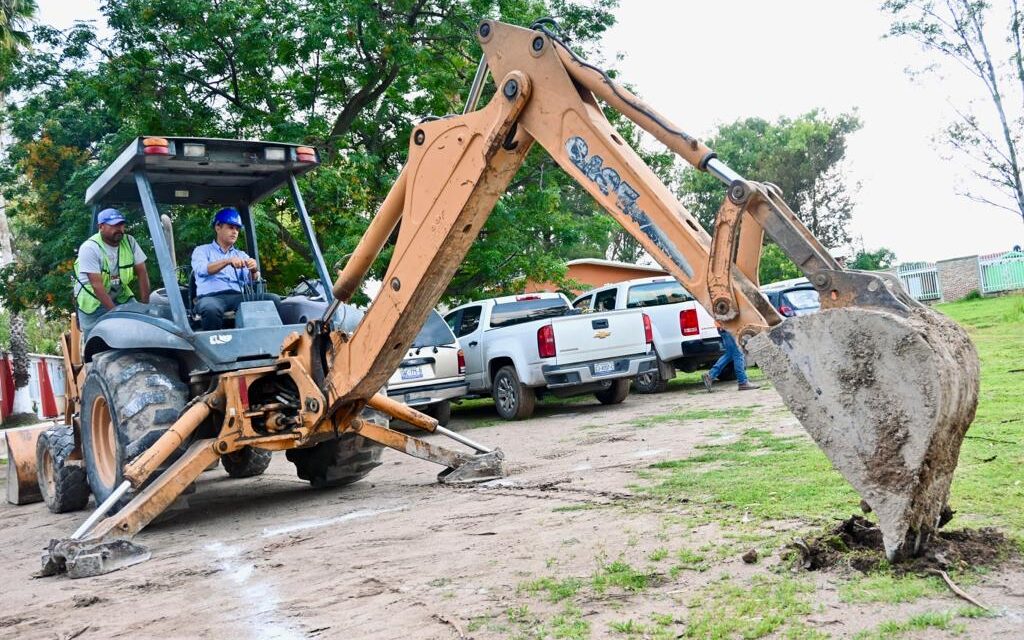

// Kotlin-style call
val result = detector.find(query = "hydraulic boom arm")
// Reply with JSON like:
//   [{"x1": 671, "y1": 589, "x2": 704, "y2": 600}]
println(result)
[{"x1": 318, "y1": 20, "x2": 979, "y2": 560}]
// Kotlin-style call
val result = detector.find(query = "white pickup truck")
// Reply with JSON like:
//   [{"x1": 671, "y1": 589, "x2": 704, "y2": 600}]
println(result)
[
  {"x1": 443, "y1": 292, "x2": 656, "y2": 420},
  {"x1": 572, "y1": 276, "x2": 727, "y2": 393}
]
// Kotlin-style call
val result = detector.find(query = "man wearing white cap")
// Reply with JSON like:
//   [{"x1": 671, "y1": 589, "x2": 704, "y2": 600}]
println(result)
[{"x1": 74, "y1": 208, "x2": 150, "y2": 336}]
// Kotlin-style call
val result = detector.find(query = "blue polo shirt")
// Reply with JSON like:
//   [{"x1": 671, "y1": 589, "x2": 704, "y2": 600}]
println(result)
[{"x1": 191, "y1": 241, "x2": 253, "y2": 297}]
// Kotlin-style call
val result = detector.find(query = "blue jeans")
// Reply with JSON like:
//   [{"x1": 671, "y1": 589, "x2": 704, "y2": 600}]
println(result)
[{"x1": 709, "y1": 329, "x2": 748, "y2": 385}]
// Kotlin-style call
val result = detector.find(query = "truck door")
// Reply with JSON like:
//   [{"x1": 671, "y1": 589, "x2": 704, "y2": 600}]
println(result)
[{"x1": 446, "y1": 305, "x2": 485, "y2": 389}]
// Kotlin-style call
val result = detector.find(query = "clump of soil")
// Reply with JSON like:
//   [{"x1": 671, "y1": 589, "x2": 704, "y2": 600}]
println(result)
[{"x1": 784, "y1": 515, "x2": 1017, "y2": 575}]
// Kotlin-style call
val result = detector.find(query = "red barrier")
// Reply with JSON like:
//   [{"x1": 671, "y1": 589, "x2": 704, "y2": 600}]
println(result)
[
  {"x1": 0, "y1": 355, "x2": 13, "y2": 419},
  {"x1": 37, "y1": 360, "x2": 58, "y2": 419}
]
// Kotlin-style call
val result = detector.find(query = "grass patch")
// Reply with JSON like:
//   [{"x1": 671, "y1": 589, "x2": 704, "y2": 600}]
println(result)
[
  {"x1": 592, "y1": 560, "x2": 652, "y2": 594},
  {"x1": 609, "y1": 614, "x2": 681, "y2": 639},
  {"x1": 838, "y1": 572, "x2": 945, "y2": 604},
  {"x1": 630, "y1": 406, "x2": 757, "y2": 429},
  {"x1": 853, "y1": 610, "x2": 961, "y2": 639},
  {"x1": 640, "y1": 429, "x2": 857, "y2": 521},
  {"x1": 521, "y1": 576, "x2": 583, "y2": 603},
  {"x1": 670, "y1": 548, "x2": 710, "y2": 575},
  {"x1": 505, "y1": 604, "x2": 589, "y2": 640},
  {"x1": 683, "y1": 574, "x2": 822, "y2": 639},
  {"x1": 936, "y1": 294, "x2": 1024, "y2": 537},
  {"x1": 647, "y1": 547, "x2": 669, "y2": 562}
]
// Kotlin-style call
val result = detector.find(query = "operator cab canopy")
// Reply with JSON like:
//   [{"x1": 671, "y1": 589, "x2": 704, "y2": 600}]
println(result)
[
  {"x1": 85, "y1": 136, "x2": 319, "y2": 208},
  {"x1": 78, "y1": 137, "x2": 341, "y2": 366}
]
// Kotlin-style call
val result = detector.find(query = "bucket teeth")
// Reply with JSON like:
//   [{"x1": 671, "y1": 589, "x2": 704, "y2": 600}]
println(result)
[
  {"x1": 41, "y1": 538, "x2": 151, "y2": 579},
  {"x1": 747, "y1": 306, "x2": 979, "y2": 561},
  {"x1": 438, "y1": 449, "x2": 506, "y2": 484}
]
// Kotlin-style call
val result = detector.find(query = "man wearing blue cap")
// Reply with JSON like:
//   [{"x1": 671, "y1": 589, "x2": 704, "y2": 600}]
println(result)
[
  {"x1": 74, "y1": 208, "x2": 150, "y2": 335},
  {"x1": 191, "y1": 207, "x2": 281, "y2": 330}
]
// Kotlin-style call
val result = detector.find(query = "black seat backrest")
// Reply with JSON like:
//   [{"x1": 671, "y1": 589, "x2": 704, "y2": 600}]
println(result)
[{"x1": 187, "y1": 269, "x2": 198, "y2": 315}]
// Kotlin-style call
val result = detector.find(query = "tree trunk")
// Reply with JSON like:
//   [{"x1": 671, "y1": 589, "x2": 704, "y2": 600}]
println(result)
[{"x1": 9, "y1": 312, "x2": 33, "y2": 415}]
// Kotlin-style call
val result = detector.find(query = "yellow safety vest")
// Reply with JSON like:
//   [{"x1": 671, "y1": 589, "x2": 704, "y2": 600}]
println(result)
[{"x1": 74, "y1": 233, "x2": 136, "y2": 313}]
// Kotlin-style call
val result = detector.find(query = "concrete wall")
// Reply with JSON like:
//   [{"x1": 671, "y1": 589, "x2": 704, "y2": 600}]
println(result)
[{"x1": 937, "y1": 255, "x2": 982, "y2": 303}]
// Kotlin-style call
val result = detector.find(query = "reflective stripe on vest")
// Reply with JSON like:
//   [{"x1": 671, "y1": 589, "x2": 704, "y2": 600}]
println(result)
[{"x1": 74, "y1": 233, "x2": 136, "y2": 313}]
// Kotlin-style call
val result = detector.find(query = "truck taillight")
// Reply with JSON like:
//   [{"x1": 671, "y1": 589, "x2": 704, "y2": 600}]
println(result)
[
  {"x1": 642, "y1": 313, "x2": 653, "y2": 344},
  {"x1": 457, "y1": 349, "x2": 466, "y2": 375},
  {"x1": 537, "y1": 324, "x2": 556, "y2": 358},
  {"x1": 680, "y1": 308, "x2": 699, "y2": 336},
  {"x1": 778, "y1": 304, "x2": 795, "y2": 317}
]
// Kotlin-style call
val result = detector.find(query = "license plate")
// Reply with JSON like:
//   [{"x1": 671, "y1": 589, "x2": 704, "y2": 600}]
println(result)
[
  {"x1": 400, "y1": 366, "x2": 424, "y2": 380},
  {"x1": 593, "y1": 361, "x2": 616, "y2": 375}
]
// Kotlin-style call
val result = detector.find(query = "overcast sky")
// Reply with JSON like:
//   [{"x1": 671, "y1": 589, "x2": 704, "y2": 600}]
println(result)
[{"x1": 35, "y1": 0, "x2": 1024, "y2": 263}]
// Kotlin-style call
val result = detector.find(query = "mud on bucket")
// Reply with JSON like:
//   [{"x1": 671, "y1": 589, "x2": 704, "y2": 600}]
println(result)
[{"x1": 746, "y1": 306, "x2": 979, "y2": 561}]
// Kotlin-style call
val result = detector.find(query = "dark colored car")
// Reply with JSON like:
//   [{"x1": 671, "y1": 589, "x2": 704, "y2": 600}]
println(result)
[{"x1": 760, "y1": 278, "x2": 821, "y2": 317}]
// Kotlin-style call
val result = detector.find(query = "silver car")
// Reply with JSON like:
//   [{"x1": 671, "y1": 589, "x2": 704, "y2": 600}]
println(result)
[{"x1": 387, "y1": 309, "x2": 468, "y2": 425}]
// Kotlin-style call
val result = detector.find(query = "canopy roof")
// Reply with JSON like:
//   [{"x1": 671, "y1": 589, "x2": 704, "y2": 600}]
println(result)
[{"x1": 85, "y1": 137, "x2": 320, "y2": 208}]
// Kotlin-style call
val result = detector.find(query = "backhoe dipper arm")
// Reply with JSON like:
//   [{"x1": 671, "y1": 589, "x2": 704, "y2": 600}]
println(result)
[
  {"x1": 322, "y1": 20, "x2": 787, "y2": 408},
  {"x1": 316, "y1": 21, "x2": 979, "y2": 564}
]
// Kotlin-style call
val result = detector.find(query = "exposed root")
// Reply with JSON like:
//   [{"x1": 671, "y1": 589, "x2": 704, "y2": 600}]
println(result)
[{"x1": 785, "y1": 515, "x2": 1016, "y2": 576}]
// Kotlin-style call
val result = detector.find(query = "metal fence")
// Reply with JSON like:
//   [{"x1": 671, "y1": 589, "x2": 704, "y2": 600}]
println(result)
[
  {"x1": 896, "y1": 261, "x2": 942, "y2": 301},
  {"x1": 979, "y1": 250, "x2": 1024, "y2": 294}
]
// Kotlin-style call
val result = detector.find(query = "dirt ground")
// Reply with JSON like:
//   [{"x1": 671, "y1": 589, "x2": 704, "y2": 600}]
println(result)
[{"x1": 1, "y1": 382, "x2": 1022, "y2": 639}]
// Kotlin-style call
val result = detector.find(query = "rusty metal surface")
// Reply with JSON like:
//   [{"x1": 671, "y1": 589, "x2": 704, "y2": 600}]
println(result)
[
  {"x1": 122, "y1": 398, "x2": 213, "y2": 487},
  {"x1": 367, "y1": 393, "x2": 438, "y2": 432},
  {"x1": 354, "y1": 420, "x2": 471, "y2": 469},
  {"x1": 87, "y1": 439, "x2": 220, "y2": 543},
  {"x1": 5, "y1": 425, "x2": 49, "y2": 505}
]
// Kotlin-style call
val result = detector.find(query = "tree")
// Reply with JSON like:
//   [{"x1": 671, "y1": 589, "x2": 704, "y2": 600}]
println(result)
[
  {"x1": 1, "y1": 0, "x2": 37, "y2": 416},
  {"x1": 849, "y1": 246, "x2": 897, "y2": 271},
  {"x1": 884, "y1": 0, "x2": 1024, "y2": 224},
  {"x1": 676, "y1": 111, "x2": 861, "y2": 282},
  {"x1": 0, "y1": 1, "x2": 624, "y2": 312}
]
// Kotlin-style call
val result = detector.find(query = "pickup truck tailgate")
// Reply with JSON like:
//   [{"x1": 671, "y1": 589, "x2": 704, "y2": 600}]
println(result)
[{"x1": 551, "y1": 310, "x2": 647, "y2": 365}]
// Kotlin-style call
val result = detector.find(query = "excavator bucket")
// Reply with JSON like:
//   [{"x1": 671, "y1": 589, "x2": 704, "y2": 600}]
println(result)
[
  {"x1": 747, "y1": 304, "x2": 979, "y2": 561},
  {"x1": 5, "y1": 425, "x2": 49, "y2": 505}
]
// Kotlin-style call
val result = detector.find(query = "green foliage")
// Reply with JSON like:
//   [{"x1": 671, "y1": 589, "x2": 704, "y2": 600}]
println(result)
[
  {"x1": 679, "y1": 110, "x2": 862, "y2": 248},
  {"x1": 759, "y1": 242, "x2": 802, "y2": 285},
  {"x1": 848, "y1": 246, "x2": 897, "y2": 271},
  {"x1": 0, "y1": 0, "x2": 633, "y2": 314},
  {"x1": 0, "y1": 308, "x2": 65, "y2": 354}
]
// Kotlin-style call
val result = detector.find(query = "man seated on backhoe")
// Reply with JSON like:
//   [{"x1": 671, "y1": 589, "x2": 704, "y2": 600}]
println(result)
[
  {"x1": 191, "y1": 207, "x2": 282, "y2": 330},
  {"x1": 74, "y1": 207, "x2": 151, "y2": 336}
]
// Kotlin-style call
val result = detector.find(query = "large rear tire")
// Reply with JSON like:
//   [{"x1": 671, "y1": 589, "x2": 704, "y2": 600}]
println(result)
[
  {"x1": 79, "y1": 350, "x2": 188, "y2": 510},
  {"x1": 595, "y1": 378, "x2": 630, "y2": 405},
  {"x1": 36, "y1": 425, "x2": 90, "y2": 513},
  {"x1": 222, "y1": 447, "x2": 272, "y2": 478},
  {"x1": 286, "y1": 407, "x2": 385, "y2": 488},
  {"x1": 492, "y1": 365, "x2": 536, "y2": 420}
]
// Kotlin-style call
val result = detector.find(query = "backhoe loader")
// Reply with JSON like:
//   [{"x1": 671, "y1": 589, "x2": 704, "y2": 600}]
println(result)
[{"x1": 8, "y1": 19, "x2": 977, "y2": 577}]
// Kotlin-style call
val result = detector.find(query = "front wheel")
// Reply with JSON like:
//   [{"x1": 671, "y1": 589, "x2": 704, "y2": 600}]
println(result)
[
  {"x1": 595, "y1": 378, "x2": 630, "y2": 405},
  {"x1": 79, "y1": 351, "x2": 189, "y2": 510},
  {"x1": 492, "y1": 366, "x2": 536, "y2": 420},
  {"x1": 222, "y1": 447, "x2": 272, "y2": 478},
  {"x1": 36, "y1": 425, "x2": 90, "y2": 513}
]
